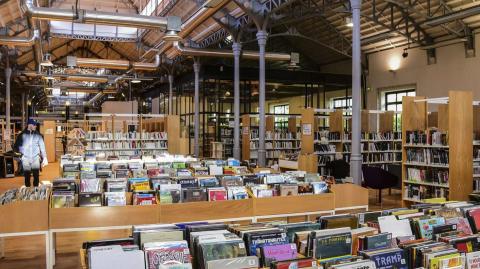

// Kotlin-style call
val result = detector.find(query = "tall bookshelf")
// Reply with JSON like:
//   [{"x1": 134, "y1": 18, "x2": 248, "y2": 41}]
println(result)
[
  {"x1": 402, "y1": 91, "x2": 473, "y2": 204},
  {"x1": 242, "y1": 115, "x2": 301, "y2": 166},
  {"x1": 473, "y1": 106, "x2": 480, "y2": 191}
]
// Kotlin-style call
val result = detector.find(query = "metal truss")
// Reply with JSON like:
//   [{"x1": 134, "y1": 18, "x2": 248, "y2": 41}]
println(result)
[{"x1": 50, "y1": 33, "x2": 138, "y2": 43}]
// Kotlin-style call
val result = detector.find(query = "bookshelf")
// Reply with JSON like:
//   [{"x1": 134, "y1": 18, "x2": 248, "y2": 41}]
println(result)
[
  {"x1": 302, "y1": 108, "x2": 402, "y2": 175},
  {"x1": 473, "y1": 106, "x2": 480, "y2": 191},
  {"x1": 401, "y1": 92, "x2": 473, "y2": 204},
  {"x1": 242, "y1": 114, "x2": 301, "y2": 167}
]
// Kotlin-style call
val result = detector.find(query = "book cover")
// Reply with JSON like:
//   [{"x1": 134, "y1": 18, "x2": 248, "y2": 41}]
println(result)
[
  {"x1": 78, "y1": 193, "x2": 103, "y2": 207},
  {"x1": 261, "y1": 243, "x2": 298, "y2": 267},
  {"x1": 199, "y1": 177, "x2": 220, "y2": 188},
  {"x1": 416, "y1": 217, "x2": 446, "y2": 239},
  {"x1": 178, "y1": 177, "x2": 198, "y2": 188},
  {"x1": 199, "y1": 239, "x2": 247, "y2": 269},
  {"x1": 182, "y1": 188, "x2": 207, "y2": 202},
  {"x1": 159, "y1": 184, "x2": 182, "y2": 204},
  {"x1": 144, "y1": 241, "x2": 191, "y2": 269},
  {"x1": 331, "y1": 260, "x2": 377, "y2": 269},
  {"x1": 206, "y1": 256, "x2": 259, "y2": 269},
  {"x1": 129, "y1": 178, "x2": 151, "y2": 191},
  {"x1": 272, "y1": 258, "x2": 318, "y2": 269},
  {"x1": 363, "y1": 233, "x2": 392, "y2": 251},
  {"x1": 220, "y1": 176, "x2": 243, "y2": 187},
  {"x1": 208, "y1": 188, "x2": 227, "y2": 201},
  {"x1": 446, "y1": 217, "x2": 473, "y2": 235},
  {"x1": 279, "y1": 185, "x2": 298, "y2": 196},
  {"x1": 466, "y1": 251, "x2": 480, "y2": 269},
  {"x1": 362, "y1": 247, "x2": 407, "y2": 269},
  {"x1": 313, "y1": 232, "x2": 352, "y2": 260},
  {"x1": 246, "y1": 231, "x2": 289, "y2": 256},
  {"x1": 279, "y1": 222, "x2": 322, "y2": 243}
]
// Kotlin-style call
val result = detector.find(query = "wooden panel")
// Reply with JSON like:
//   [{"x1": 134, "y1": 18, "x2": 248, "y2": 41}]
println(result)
[
  {"x1": 241, "y1": 115, "x2": 250, "y2": 162},
  {"x1": 297, "y1": 154, "x2": 318, "y2": 173},
  {"x1": 437, "y1": 104, "x2": 449, "y2": 132},
  {"x1": 160, "y1": 200, "x2": 253, "y2": 223},
  {"x1": 330, "y1": 184, "x2": 368, "y2": 209},
  {"x1": 473, "y1": 106, "x2": 480, "y2": 136},
  {"x1": 49, "y1": 205, "x2": 159, "y2": 229},
  {"x1": 300, "y1": 108, "x2": 314, "y2": 154},
  {"x1": 361, "y1": 110, "x2": 370, "y2": 133},
  {"x1": 166, "y1": 115, "x2": 180, "y2": 154},
  {"x1": 42, "y1": 121, "x2": 57, "y2": 162},
  {"x1": 329, "y1": 110, "x2": 344, "y2": 133},
  {"x1": 428, "y1": 112, "x2": 438, "y2": 128},
  {"x1": 0, "y1": 200, "x2": 49, "y2": 233},
  {"x1": 266, "y1": 116, "x2": 275, "y2": 132},
  {"x1": 401, "y1": 96, "x2": 427, "y2": 131},
  {"x1": 253, "y1": 193, "x2": 335, "y2": 216},
  {"x1": 288, "y1": 117, "x2": 297, "y2": 133},
  {"x1": 449, "y1": 91, "x2": 473, "y2": 201},
  {"x1": 379, "y1": 111, "x2": 394, "y2": 133}
]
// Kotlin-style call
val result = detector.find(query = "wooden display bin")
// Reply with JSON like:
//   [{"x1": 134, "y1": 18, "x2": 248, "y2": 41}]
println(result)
[
  {"x1": 330, "y1": 184, "x2": 369, "y2": 210},
  {"x1": 160, "y1": 199, "x2": 254, "y2": 223},
  {"x1": 0, "y1": 200, "x2": 49, "y2": 233},
  {"x1": 49, "y1": 205, "x2": 159, "y2": 229},
  {"x1": 253, "y1": 193, "x2": 335, "y2": 216}
]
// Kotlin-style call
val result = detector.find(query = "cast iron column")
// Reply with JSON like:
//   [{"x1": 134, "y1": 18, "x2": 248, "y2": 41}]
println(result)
[
  {"x1": 233, "y1": 42, "x2": 241, "y2": 160},
  {"x1": 193, "y1": 59, "x2": 201, "y2": 157},
  {"x1": 257, "y1": 30, "x2": 267, "y2": 167},
  {"x1": 168, "y1": 74, "x2": 173, "y2": 115}
]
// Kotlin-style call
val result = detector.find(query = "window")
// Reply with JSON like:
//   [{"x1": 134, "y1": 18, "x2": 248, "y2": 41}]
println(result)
[
  {"x1": 332, "y1": 97, "x2": 352, "y2": 110},
  {"x1": 384, "y1": 89, "x2": 416, "y2": 131},
  {"x1": 272, "y1": 104, "x2": 289, "y2": 128}
]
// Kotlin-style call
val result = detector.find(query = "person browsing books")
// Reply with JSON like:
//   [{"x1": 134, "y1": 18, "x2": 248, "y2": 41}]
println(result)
[{"x1": 14, "y1": 119, "x2": 48, "y2": 187}]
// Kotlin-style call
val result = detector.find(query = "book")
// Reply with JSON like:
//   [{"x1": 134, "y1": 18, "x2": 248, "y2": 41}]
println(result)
[
  {"x1": 104, "y1": 192, "x2": 126, "y2": 206},
  {"x1": 260, "y1": 243, "x2": 298, "y2": 267},
  {"x1": 89, "y1": 245, "x2": 145, "y2": 269},
  {"x1": 466, "y1": 251, "x2": 480, "y2": 269},
  {"x1": 219, "y1": 176, "x2": 244, "y2": 187},
  {"x1": 206, "y1": 256, "x2": 259, "y2": 269},
  {"x1": 182, "y1": 188, "x2": 207, "y2": 202},
  {"x1": 227, "y1": 186, "x2": 248, "y2": 200},
  {"x1": 319, "y1": 214, "x2": 358, "y2": 229},
  {"x1": 79, "y1": 193, "x2": 103, "y2": 207},
  {"x1": 158, "y1": 184, "x2": 182, "y2": 204},
  {"x1": 311, "y1": 229, "x2": 352, "y2": 260},
  {"x1": 362, "y1": 233, "x2": 392, "y2": 251},
  {"x1": 129, "y1": 178, "x2": 150, "y2": 191},
  {"x1": 277, "y1": 222, "x2": 322, "y2": 243},
  {"x1": 198, "y1": 177, "x2": 220, "y2": 188},
  {"x1": 271, "y1": 257, "x2": 318, "y2": 269},
  {"x1": 415, "y1": 217, "x2": 446, "y2": 239},
  {"x1": 446, "y1": 217, "x2": 473, "y2": 235},
  {"x1": 378, "y1": 215, "x2": 413, "y2": 238},
  {"x1": 199, "y1": 239, "x2": 247, "y2": 269},
  {"x1": 361, "y1": 247, "x2": 407, "y2": 269},
  {"x1": 279, "y1": 184, "x2": 298, "y2": 196},
  {"x1": 144, "y1": 241, "x2": 192, "y2": 269},
  {"x1": 177, "y1": 177, "x2": 198, "y2": 188},
  {"x1": 208, "y1": 188, "x2": 227, "y2": 201},
  {"x1": 133, "y1": 191, "x2": 157, "y2": 205},
  {"x1": 330, "y1": 260, "x2": 377, "y2": 269},
  {"x1": 245, "y1": 230, "x2": 289, "y2": 256}
]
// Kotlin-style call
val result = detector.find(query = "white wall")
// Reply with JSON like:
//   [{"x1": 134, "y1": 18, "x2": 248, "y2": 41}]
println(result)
[
  {"x1": 367, "y1": 34, "x2": 480, "y2": 109},
  {"x1": 102, "y1": 101, "x2": 138, "y2": 114},
  {"x1": 151, "y1": 97, "x2": 160, "y2": 114}
]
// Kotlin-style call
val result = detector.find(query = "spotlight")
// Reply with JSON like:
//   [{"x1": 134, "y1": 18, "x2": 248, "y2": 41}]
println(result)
[
  {"x1": 344, "y1": 17, "x2": 353, "y2": 27},
  {"x1": 402, "y1": 48, "x2": 409, "y2": 58}
]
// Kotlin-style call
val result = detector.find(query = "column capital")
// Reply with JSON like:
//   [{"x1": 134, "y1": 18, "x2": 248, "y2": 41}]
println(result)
[
  {"x1": 350, "y1": 0, "x2": 362, "y2": 9},
  {"x1": 256, "y1": 31, "x2": 268, "y2": 46},
  {"x1": 232, "y1": 42, "x2": 242, "y2": 56}
]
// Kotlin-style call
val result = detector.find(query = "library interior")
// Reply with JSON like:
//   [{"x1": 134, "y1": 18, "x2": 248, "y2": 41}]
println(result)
[{"x1": 1, "y1": 0, "x2": 480, "y2": 268}]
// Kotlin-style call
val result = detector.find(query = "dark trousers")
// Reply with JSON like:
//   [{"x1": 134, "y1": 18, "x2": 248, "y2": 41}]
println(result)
[{"x1": 24, "y1": 169, "x2": 40, "y2": 187}]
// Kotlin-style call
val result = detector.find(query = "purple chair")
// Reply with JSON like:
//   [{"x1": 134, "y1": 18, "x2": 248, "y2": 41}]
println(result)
[{"x1": 362, "y1": 165, "x2": 399, "y2": 205}]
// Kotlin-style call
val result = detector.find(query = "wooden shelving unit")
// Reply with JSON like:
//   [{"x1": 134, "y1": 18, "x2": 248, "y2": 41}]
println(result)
[{"x1": 401, "y1": 92, "x2": 473, "y2": 204}]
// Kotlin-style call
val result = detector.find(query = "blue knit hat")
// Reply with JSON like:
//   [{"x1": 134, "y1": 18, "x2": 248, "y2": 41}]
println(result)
[{"x1": 27, "y1": 118, "x2": 37, "y2": 125}]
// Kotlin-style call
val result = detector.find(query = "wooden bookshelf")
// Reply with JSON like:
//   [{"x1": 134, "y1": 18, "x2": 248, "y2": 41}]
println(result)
[{"x1": 401, "y1": 92, "x2": 473, "y2": 204}]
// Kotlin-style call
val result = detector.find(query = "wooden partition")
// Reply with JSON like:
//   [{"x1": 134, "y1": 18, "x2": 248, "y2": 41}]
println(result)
[
  {"x1": 266, "y1": 116, "x2": 275, "y2": 132},
  {"x1": 166, "y1": 115, "x2": 180, "y2": 154},
  {"x1": 42, "y1": 121, "x2": 57, "y2": 162},
  {"x1": 330, "y1": 184, "x2": 368, "y2": 209},
  {"x1": 288, "y1": 117, "x2": 297, "y2": 133},
  {"x1": 449, "y1": 91, "x2": 473, "y2": 201},
  {"x1": 0, "y1": 200, "x2": 49, "y2": 233},
  {"x1": 298, "y1": 153, "x2": 318, "y2": 173},
  {"x1": 253, "y1": 193, "x2": 335, "y2": 216},
  {"x1": 300, "y1": 108, "x2": 314, "y2": 154},
  {"x1": 437, "y1": 104, "x2": 449, "y2": 132},
  {"x1": 379, "y1": 111, "x2": 394, "y2": 133}
]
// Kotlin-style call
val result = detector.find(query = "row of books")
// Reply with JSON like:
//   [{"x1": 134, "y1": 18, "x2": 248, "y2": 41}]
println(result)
[
  {"x1": 51, "y1": 172, "x2": 331, "y2": 208},
  {"x1": 360, "y1": 152, "x2": 401, "y2": 163},
  {"x1": 83, "y1": 201, "x2": 480, "y2": 269},
  {"x1": 315, "y1": 131, "x2": 402, "y2": 143},
  {"x1": 0, "y1": 185, "x2": 50, "y2": 205},
  {"x1": 406, "y1": 167, "x2": 449, "y2": 185},
  {"x1": 86, "y1": 141, "x2": 168, "y2": 150},
  {"x1": 404, "y1": 184, "x2": 449, "y2": 201},
  {"x1": 405, "y1": 148, "x2": 449, "y2": 165},
  {"x1": 250, "y1": 141, "x2": 301, "y2": 150},
  {"x1": 250, "y1": 130, "x2": 301, "y2": 140},
  {"x1": 250, "y1": 150, "x2": 282, "y2": 159},
  {"x1": 315, "y1": 131, "x2": 341, "y2": 141},
  {"x1": 406, "y1": 130, "x2": 448, "y2": 145},
  {"x1": 85, "y1": 131, "x2": 167, "y2": 140}
]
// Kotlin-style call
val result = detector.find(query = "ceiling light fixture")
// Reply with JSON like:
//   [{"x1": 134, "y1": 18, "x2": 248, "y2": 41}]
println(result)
[
  {"x1": 345, "y1": 17, "x2": 353, "y2": 27},
  {"x1": 44, "y1": 68, "x2": 54, "y2": 80},
  {"x1": 40, "y1": 53, "x2": 53, "y2": 67},
  {"x1": 65, "y1": 100, "x2": 71, "y2": 106},
  {"x1": 131, "y1": 74, "x2": 141, "y2": 84},
  {"x1": 402, "y1": 48, "x2": 409, "y2": 58}
]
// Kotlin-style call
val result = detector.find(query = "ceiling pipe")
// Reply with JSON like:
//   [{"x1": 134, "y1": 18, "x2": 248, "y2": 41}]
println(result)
[
  {"x1": 172, "y1": 41, "x2": 292, "y2": 62},
  {"x1": 0, "y1": 29, "x2": 39, "y2": 46},
  {"x1": 21, "y1": 0, "x2": 181, "y2": 32},
  {"x1": 85, "y1": 92, "x2": 105, "y2": 107},
  {"x1": 67, "y1": 54, "x2": 161, "y2": 71}
]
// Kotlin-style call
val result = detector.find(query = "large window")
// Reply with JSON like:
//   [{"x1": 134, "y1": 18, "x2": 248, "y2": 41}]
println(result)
[
  {"x1": 384, "y1": 89, "x2": 416, "y2": 131},
  {"x1": 272, "y1": 104, "x2": 289, "y2": 128},
  {"x1": 332, "y1": 97, "x2": 352, "y2": 110}
]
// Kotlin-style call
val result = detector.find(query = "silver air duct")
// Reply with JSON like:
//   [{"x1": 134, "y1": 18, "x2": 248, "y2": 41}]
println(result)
[
  {"x1": 22, "y1": 0, "x2": 181, "y2": 32},
  {"x1": 85, "y1": 92, "x2": 105, "y2": 107},
  {"x1": 67, "y1": 54, "x2": 161, "y2": 71},
  {"x1": 0, "y1": 29, "x2": 39, "y2": 46},
  {"x1": 172, "y1": 41, "x2": 292, "y2": 62}
]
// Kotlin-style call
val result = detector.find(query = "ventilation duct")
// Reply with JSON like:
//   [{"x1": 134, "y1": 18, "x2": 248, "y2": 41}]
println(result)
[
  {"x1": 0, "y1": 29, "x2": 39, "y2": 46},
  {"x1": 67, "y1": 54, "x2": 161, "y2": 71},
  {"x1": 172, "y1": 42, "x2": 292, "y2": 62},
  {"x1": 21, "y1": 0, "x2": 181, "y2": 33},
  {"x1": 86, "y1": 92, "x2": 105, "y2": 107}
]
